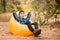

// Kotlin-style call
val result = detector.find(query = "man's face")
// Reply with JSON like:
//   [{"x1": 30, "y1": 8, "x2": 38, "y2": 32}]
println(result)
[{"x1": 19, "y1": 12, "x2": 24, "y2": 18}]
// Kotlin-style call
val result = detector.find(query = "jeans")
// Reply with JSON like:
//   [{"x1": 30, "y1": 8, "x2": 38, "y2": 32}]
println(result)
[{"x1": 25, "y1": 21, "x2": 38, "y2": 32}]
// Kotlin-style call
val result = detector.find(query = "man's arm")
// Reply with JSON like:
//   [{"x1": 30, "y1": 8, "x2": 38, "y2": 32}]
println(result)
[{"x1": 13, "y1": 12, "x2": 19, "y2": 22}]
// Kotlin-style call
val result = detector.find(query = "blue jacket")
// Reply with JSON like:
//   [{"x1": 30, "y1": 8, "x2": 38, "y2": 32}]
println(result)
[{"x1": 13, "y1": 12, "x2": 31, "y2": 24}]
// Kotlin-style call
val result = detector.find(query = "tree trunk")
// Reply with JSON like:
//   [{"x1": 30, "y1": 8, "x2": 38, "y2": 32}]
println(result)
[{"x1": 2, "y1": 0, "x2": 6, "y2": 12}]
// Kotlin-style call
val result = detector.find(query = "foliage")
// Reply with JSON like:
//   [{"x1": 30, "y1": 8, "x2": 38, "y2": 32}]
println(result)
[
  {"x1": 31, "y1": 0, "x2": 46, "y2": 12},
  {"x1": 6, "y1": 3, "x2": 17, "y2": 12},
  {"x1": 0, "y1": 0, "x2": 22, "y2": 12},
  {"x1": 31, "y1": 0, "x2": 57, "y2": 25}
]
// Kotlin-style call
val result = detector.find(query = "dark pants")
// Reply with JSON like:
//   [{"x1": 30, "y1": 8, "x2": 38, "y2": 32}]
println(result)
[{"x1": 25, "y1": 21, "x2": 38, "y2": 32}]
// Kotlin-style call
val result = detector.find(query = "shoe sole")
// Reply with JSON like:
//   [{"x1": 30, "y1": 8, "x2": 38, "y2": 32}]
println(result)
[{"x1": 34, "y1": 29, "x2": 41, "y2": 36}]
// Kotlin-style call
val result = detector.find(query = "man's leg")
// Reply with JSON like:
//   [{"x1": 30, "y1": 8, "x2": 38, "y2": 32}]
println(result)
[
  {"x1": 31, "y1": 22, "x2": 41, "y2": 36},
  {"x1": 25, "y1": 21, "x2": 41, "y2": 36},
  {"x1": 31, "y1": 22, "x2": 38, "y2": 29},
  {"x1": 25, "y1": 21, "x2": 34, "y2": 32}
]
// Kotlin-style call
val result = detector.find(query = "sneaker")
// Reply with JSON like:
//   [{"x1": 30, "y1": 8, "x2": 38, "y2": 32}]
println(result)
[{"x1": 33, "y1": 29, "x2": 41, "y2": 36}]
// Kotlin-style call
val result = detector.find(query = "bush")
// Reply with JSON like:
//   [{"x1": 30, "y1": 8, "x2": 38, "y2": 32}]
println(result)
[{"x1": 6, "y1": 3, "x2": 17, "y2": 12}]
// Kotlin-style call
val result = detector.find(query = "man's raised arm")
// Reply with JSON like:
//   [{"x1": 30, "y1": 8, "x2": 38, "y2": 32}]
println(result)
[{"x1": 13, "y1": 12, "x2": 19, "y2": 22}]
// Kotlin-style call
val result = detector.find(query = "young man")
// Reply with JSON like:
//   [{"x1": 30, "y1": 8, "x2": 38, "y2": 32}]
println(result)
[{"x1": 13, "y1": 10, "x2": 41, "y2": 36}]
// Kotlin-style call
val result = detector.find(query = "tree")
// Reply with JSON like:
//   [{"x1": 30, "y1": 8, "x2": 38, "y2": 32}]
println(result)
[
  {"x1": 31, "y1": 0, "x2": 56, "y2": 25},
  {"x1": 54, "y1": 0, "x2": 60, "y2": 23},
  {"x1": 31, "y1": 0, "x2": 47, "y2": 24},
  {"x1": 11, "y1": 0, "x2": 21, "y2": 5},
  {"x1": 1, "y1": 0, "x2": 6, "y2": 12},
  {"x1": 55, "y1": 0, "x2": 60, "y2": 4},
  {"x1": 44, "y1": 0, "x2": 56, "y2": 23}
]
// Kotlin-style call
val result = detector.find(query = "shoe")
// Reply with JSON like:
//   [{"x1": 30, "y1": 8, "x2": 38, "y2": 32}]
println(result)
[{"x1": 33, "y1": 29, "x2": 41, "y2": 36}]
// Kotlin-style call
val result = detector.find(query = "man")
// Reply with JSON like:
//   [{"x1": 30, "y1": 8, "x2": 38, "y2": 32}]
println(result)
[{"x1": 13, "y1": 10, "x2": 41, "y2": 36}]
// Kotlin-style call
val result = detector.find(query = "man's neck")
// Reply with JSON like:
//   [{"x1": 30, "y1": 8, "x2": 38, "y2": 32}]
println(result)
[{"x1": 19, "y1": 16, "x2": 25, "y2": 18}]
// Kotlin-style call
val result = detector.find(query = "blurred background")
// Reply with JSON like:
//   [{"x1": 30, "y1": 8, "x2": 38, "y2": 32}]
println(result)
[
  {"x1": 0, "y1": 0, "x2": 60, "y2": 25},
  {"x1": 0, "y1": 0, "x2": 60, "y2": 40}
]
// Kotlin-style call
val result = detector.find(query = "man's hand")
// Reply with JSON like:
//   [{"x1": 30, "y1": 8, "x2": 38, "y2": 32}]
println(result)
[
  {"x1": 24, "y1": 12, "x2": 31, "y2": 16},
  {"x1": 28, "y1": 12, "x2": 31, "y2": 16},
  {"x1": 13, "y1": 12, "x2": 16, "y2": 16}
]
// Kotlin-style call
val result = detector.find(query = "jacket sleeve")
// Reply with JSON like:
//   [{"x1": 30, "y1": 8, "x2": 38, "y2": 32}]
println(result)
[
  {"x1": 23, "y1": 12, "x2": 31, "y2": 23},
  {"x1": 13, "y1": 12, "x2": 19, "y2": 22}
]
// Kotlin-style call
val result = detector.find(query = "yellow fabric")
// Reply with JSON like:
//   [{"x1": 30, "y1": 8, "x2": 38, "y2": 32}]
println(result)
[{"x1": 8, "y1": 16, "x2": 34, "y2": 36}]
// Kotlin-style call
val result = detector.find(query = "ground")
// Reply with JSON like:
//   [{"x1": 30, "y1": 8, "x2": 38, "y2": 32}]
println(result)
[{"x1": 0, "y1": 22, "x2": 60, "y2": 40}]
